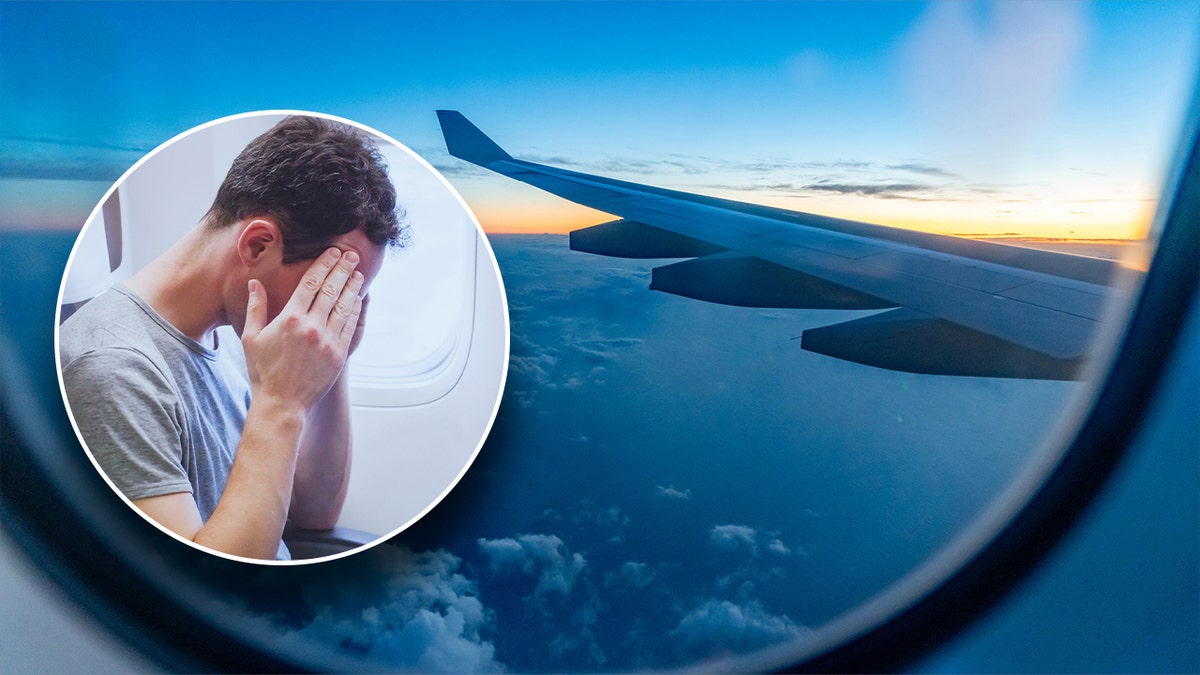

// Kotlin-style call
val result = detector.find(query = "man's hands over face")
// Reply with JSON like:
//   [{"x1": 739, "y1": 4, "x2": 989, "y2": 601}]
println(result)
[
  {"x1": 348, "y1": 292, "x2": 370, "y2": 357},
  {"x1": 242, "y1": 247, "x2": 365, "y2": 414}
]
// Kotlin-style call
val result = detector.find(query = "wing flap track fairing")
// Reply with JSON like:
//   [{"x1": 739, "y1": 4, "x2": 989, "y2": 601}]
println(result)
[
  {"x1": 569, "y1": 219, "x2": 726, "y2": 259},
  {"x1": 651, "y1": 253, "x2": 895, "y2": 310}
]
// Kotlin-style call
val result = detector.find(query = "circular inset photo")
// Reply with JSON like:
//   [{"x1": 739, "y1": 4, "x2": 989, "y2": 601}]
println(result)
[{"x1": 55, "y1": 111, "x2": 509, "y2": 564}]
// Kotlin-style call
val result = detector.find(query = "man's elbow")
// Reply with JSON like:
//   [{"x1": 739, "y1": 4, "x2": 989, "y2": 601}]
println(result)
[{"x1": 287, "y1": 506, "x2": 342, "y2": 531}]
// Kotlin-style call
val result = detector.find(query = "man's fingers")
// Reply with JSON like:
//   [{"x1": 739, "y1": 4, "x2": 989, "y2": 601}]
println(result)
[
  {"x1": 356, "y1": 293, "x2": 370, "y2": 334},
  {"x1": 285, "y1": 247, "x2": 343, "y2": 314},
  {"x1": 346, "y1": 292, "x2": 370, "y2": 357},
  {"x1": 329, "y1": 270, "x2": 365, "y2": 332},
  {"x1": 310, "y1": 249, "x2": 360, "y2": 319},
  {"x1": 338, "y1": 294, "x2": 364, "y2": 352},
  {"x1": 244, "y1": 279, "x2": 267, "y2": 338}
]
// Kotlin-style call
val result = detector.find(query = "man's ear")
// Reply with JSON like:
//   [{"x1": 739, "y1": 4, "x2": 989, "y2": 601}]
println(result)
[{"x1": 235, "y1": 218, "x2": 282, "y2": 267}]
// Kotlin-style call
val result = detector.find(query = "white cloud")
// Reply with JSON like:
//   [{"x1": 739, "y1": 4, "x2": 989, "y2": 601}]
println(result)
[
  {"x1": 709, "y1": 524, "x2": 759, "y2": 555},
  {"x1": 508, "y1": 350, "x2": 557, "y2": 390},
  {"x1": 503, "y1": 323, "x2": 638, "y2": 405},
  {"x1": 898, "y1": 0, "x2": 1087, "y2": 171},
  {"x1": 477, "y1": 533, "x2": 587, "y2": 600},
  {"x1": 476, "y1": 533, "x2": 608, "y2": 667},
  {"x1": 653, "y1": 484, "x2": 692, "y2": 500},
  {"x1": 573, "y1": 336, "x2": 644, "y2": 364},
  {"x1": 277, "y1": 545, "x2": 503, "y2": 673},
  {"x1": 604, "y1": 561, "x2": 656, "y2": 590},
  {"x1": 670, "y1": 598, "x2": 808, "y2": 658},
  {"x1": 477, "y1": 537, "x2": 527, "y2": 570}
]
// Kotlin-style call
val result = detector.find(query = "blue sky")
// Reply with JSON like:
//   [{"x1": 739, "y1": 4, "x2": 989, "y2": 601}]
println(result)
[{"x1": 2, "y1": 1, "x2": 1198, "y2": 236}]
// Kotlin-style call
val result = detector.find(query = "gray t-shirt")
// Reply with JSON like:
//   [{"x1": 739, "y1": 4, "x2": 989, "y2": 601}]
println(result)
[{"x1": 60, "y1": 285, "x2": 289, "y2": 560}]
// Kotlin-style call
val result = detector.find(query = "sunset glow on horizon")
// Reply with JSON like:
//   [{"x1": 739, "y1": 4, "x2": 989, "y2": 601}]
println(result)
[{"x1": 465, "y1": 180, "x2": 1160, "y2": 242}]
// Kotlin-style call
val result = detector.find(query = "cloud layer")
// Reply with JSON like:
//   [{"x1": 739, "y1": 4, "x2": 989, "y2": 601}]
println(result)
[
  {"x1": 672, "y1": 598, "x2": 808, "y2": 657},
  {"x1": 477, "y1": 533, "x2": 587, "y2": 602},
  {"x1": 278, "y1": 545, "x2": 503, "y2": 673}
]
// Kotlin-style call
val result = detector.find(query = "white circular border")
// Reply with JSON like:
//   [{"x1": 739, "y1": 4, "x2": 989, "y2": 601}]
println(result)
[{"x1": 54, "y1": 109, "x2": 511, "y2": 566}]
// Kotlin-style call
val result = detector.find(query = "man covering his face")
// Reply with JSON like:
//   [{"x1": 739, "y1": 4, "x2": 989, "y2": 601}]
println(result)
[{"x1": 60, "y1": 116, "x2": 404, "y2": 560}]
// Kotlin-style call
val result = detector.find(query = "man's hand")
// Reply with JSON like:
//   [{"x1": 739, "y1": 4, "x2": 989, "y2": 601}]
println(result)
[
  {"x1": 348, "y1": 293, "x2": 370, "y2": 356},
  {"x1": 242, "y1": 247, "x2": 364, "y2": 414}
]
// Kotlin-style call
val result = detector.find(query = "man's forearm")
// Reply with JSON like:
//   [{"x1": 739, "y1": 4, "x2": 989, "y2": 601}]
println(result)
[
  {"x1": 192, "y1": 394, "x2": 306, "y2": 559},
  {"x1": 288, "y1": 372, "x2": 353, "y2": 530}
]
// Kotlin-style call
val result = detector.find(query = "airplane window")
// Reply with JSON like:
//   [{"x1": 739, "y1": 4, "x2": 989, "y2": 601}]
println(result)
[
  {"x1": 0, "y1": 2, "x2": 1196, "y2": 673},
  {"x1": 347, "y1": 143, "x2": 480, "y2": 407}
]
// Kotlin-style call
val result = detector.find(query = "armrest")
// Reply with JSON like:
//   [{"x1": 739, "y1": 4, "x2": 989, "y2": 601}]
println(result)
[{"x1": 281, "y1": 522, "x2": 379, "y2": 560}]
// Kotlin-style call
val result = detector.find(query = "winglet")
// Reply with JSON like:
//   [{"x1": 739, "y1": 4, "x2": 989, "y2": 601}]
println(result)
[{"x1": 437, "y1": 110, "x2": 513, "y2": 166}]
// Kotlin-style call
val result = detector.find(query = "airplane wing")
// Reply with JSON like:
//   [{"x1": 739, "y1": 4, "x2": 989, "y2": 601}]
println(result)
[{"x1": 437, "y1": 110, "x2": 1125, "y2": 380}]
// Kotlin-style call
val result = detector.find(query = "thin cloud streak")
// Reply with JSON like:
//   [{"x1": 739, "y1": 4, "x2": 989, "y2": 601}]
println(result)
[{"x1": 0, "y1": 137, "x2": 144, "y2": 182}]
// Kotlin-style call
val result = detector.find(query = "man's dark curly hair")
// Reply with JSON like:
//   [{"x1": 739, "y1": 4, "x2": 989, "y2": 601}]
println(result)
[{"x1": 205, "y1": 115, "x2": 404, "y2": 263}]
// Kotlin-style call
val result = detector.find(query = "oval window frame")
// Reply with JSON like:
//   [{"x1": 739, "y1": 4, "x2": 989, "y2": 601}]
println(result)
[{"x1": 0, "y1": 94, "x2": 1197, "y2": 670}]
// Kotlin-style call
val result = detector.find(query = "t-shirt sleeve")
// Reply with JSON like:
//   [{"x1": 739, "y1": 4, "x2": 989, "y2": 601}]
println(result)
[{"x1": 62, "y1": 347, "x2": 194, "y2": 501}]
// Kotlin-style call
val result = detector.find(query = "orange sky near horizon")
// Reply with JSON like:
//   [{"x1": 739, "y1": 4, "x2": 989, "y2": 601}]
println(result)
[
  {"x1": 0, "y1": 176, "x2": 1158, "y2": 246},
  {"x1": 467, "y1": 187, "x2": 1158, "y2": 242}
]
